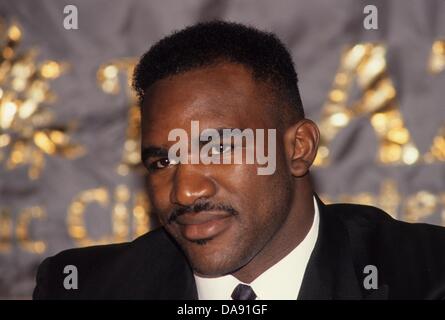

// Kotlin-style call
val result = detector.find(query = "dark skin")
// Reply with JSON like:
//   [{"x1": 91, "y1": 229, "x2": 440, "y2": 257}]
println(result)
[{"x1": 141, "y1": 62, "x2": 320, "y2": 283}]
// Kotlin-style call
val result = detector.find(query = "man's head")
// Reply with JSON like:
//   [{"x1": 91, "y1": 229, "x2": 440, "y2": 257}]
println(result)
[
  {"x1": 133, "y1": 21, "x2": 305, "y2": 124},
  {"x1": 134, "y1": 21, "x2": 319, "y2": 280}
]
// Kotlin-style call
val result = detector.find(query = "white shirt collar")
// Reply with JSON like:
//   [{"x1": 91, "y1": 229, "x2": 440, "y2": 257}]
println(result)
[{"x1": 194, "y1": 196, "x2": 320, "y2": 300}]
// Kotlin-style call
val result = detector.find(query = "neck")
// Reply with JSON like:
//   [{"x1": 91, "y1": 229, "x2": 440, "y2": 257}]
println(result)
[{"x1": 232, "y1": 177, "x2": 315, "y2": 283}]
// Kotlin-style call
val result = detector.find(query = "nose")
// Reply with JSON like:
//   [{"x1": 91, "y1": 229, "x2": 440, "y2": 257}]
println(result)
[{"x1": 170, "y1": 164, "x2": 217, "y2": 207}]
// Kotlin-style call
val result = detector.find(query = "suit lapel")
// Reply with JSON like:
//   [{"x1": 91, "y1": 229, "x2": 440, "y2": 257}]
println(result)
[
  {"x1": 298, "y1": 194, "x2": 390, "y2": 300},
  {"x1": 298, "y1": 194, "x2": 365, "y2": 300},
  {"x1": 137, "y1": 229, "x2": 198, "y2": 300}
]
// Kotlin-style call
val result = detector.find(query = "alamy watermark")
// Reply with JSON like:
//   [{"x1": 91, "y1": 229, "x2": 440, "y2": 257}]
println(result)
[
  {"x1": 166, "y1": 121, "x2": 276, "y2": 175},
  {"x1": 63, "y1": 264, "x2": 78, "y2": 290},
  {"x1": 363, "y1": 5, "x2": 378, "y2": 30},
  {"x1": 363, "y1": 264, "x2": 378, "y2": 290},
  {"x1": 63, "y1": 5, "x2": 78, "y2": 30}
]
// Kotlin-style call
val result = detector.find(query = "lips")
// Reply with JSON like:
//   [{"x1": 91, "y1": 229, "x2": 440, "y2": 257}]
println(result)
[{"x1": 175, "y1": 211, "x2": 233, "y2": 241}]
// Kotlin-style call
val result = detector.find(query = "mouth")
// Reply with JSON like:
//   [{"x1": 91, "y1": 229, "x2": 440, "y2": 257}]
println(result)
[{"x1": 175, "y1": 210, "x2": 234, "y2": 242}]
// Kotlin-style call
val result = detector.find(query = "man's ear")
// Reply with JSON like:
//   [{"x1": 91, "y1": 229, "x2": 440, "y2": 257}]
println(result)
[{"x1": 284, "y1": 119, "x2": 320, "y2": 177}]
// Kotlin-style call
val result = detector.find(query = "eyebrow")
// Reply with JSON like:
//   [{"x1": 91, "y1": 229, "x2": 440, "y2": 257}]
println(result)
[
  {"x1": 214, "y1": 127, "x2": 247, "y2": 137},
  {"x1": 141, "y1": 128, "x2": 247, "y2": 161},
  {"x1": 141, "y1": 146, "x2": 169, "y2": 162}
]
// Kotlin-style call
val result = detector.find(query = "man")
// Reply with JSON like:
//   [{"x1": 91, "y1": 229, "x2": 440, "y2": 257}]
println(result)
[{"x1": 34, "y1": 21, "x2": 445, "y2": 300}]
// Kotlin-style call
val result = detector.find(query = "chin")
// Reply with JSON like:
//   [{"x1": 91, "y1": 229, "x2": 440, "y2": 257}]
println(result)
[
  {"x1": 188, "y1": 250, "x2": 240, "y2": 277},
  {"x1": 191, "y1": 263, "x2": 233, "y2": 278}
]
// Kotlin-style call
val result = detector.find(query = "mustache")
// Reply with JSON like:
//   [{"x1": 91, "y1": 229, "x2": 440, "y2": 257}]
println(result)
[{"x1": 167, "y1": 200, "x2": 238, "y2": 224}]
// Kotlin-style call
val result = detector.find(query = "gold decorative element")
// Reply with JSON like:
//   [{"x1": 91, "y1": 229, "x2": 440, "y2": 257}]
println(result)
[
  {"x1": 0, "y1": 20, "x2": 84, "y2": 179},
  {"x1": 441, "y1": 194, "x2": 445, "y2": 226},
  {"x1": 404, "y1": 191, "x2": 437, "y2": 223},
  {"x1": 133, "y1": 191, "x2": 151, "y2": 237},
  {"x1": 319, "y1": 180, "x2": 445, "y2": 225},
  {"x1": 15, "y1": 206, "x2": 46, "y2": 254},
  {"x1": 0, "y1": 208, "x2": 12, "y2": 252},
  {"x1": 324, "y1": 180, "x2": 402, "y2": 218},
  {"x1": 428, "y1": 39, "x2": 445, "y2": 74},
  {"x1": 112, "y1": 184, "x2": 130, "y2": 242},
  {"x1": 67, "y1": 187, "x2": 111, "y2": 247},
  {"x1": 315, "y1": 43, "x2": 419, "y2": 166},
  {"x1": 97, "y1": 59, "x2": 142, "y2": 176},
  {"x1": 424, "y1": 123, "x2": 445, "y2": 163},
  {"x1": 377, "y1": 179, "x2": 400, "y2": 219},
  {"x1": 67, "y1": 186, "x2": 152, "y2": 247},
  {"x1": 339, "y1": 193, "x2": 377, "y2": 207}
]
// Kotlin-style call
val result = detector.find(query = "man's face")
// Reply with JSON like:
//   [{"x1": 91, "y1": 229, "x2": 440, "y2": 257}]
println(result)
[{"x1": 141, "y1": 62, "x2": 295, "y2": 277}]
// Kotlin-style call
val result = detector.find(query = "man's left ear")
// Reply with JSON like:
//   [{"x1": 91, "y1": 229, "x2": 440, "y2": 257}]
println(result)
[{"x1": 284, "y1": 119, "x2": 320, "y2": 177}]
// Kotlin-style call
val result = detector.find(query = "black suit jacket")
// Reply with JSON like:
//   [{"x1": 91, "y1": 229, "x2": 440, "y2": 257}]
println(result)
[{"x1": 33, "y1": 195, "x2": 445, "y2": 299}]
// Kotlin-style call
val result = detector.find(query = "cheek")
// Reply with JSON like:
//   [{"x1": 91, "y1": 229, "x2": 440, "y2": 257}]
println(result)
[
  {"x1": 234, "y1": 162, "x2": 291, "y2": 223},
  {"x1": 236, "y1": 160, "x2": 284, "y2": 192},
  {"x1": 212, "y1": 162, "x2": 260, "y2": 197},
  {"x1": 146, "y1": 175, "x2": 173, "y2": 215},
  {"x1": 215, "y1": 163, "x2": 281, "y2": 216}
]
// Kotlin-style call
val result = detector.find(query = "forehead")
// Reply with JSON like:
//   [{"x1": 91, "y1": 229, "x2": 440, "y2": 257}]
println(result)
[{"x1": 141, "y1": 62, "x2": 278, "y2": 142}]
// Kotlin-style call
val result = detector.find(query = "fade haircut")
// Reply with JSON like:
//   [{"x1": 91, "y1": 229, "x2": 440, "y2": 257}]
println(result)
[{"x1": 133, "y1": 20, "x2": 305, "y2": 120}]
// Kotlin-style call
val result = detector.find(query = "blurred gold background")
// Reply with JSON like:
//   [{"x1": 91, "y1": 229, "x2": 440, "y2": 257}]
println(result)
[{"x1": 0, "y1": 0, "x2": 444, "y2": 298}]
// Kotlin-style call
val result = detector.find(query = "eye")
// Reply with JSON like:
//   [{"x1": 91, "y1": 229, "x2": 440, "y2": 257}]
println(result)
[
  {"x1": 148, "y1": 157, "x2": 178, "y2": 172},
  {"x1": 210, "y1": 144, "x2": 233, "y2": 155}
]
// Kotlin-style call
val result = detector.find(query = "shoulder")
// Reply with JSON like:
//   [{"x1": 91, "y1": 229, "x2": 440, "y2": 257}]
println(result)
[
  {"x1": 325, "y1": 202, "x2": 445, "y2": 245},
  {"x1": 38, "y1": 227, "x2": 174, "y2": 266},
  {"x1": 324, "y1": 202, "x2": 445, "y2": 298},
  {"x1": 33, "y1": 228, "x2": 190, "y2": 299}
]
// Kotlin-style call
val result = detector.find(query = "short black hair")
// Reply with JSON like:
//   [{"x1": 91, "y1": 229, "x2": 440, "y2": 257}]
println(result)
[{"x1": 133, "y1": 20, "x2": 305, "y2": 119}]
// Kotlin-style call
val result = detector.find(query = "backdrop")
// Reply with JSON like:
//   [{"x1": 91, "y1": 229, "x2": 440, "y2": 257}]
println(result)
[{"x1": 0, "y1": 0, "x2": 444, "y2": 299}]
